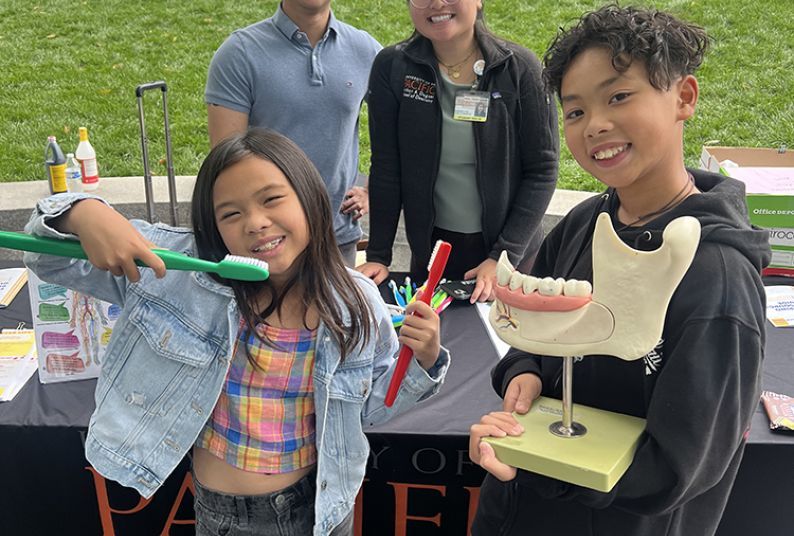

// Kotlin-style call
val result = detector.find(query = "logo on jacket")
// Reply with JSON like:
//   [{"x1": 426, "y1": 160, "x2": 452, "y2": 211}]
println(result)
[
  {"x1": 403, "y1": 75, "x2": 435, "y2": 103},
  {"x1": 644, "y1": 338, "x2": 664, "y2": 376}
]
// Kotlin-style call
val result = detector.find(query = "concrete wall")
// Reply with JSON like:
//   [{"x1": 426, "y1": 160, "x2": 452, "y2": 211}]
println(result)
[{"x1": 0, "y1": 176, "x2": 597, "y2": 267}]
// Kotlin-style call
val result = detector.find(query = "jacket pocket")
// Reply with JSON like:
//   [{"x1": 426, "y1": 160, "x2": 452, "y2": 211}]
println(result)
[
  {"x1": 89, "y1": 296, "x2": 226, "y2": 453},
  {"x1": 322, "y1": 364, "x2": 371, "y2": 458},
  {"x1": 129, "y1": 296, "x2": 224, "y2": 368}
]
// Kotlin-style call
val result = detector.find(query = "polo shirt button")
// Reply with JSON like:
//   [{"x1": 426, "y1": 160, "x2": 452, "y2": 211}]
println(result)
[{"x1": 321, "y1": 480, "x2": 327, "y2": 490}]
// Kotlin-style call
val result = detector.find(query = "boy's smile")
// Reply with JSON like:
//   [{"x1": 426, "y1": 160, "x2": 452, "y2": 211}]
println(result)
[
  {"x1": 212, "y1": 156, "x2": 309, "y2": 288},
  {"x1": 560, "y1": 47, "x2": 698, "y2": 217}
]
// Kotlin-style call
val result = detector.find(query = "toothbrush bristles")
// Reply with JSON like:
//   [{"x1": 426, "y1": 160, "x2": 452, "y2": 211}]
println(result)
[
  {"x1": 223, "y1": 254, "x2": 269, "y2": 270},
  {"x1": 427, "y1": 240, "x2": 442, "y2": 271}
]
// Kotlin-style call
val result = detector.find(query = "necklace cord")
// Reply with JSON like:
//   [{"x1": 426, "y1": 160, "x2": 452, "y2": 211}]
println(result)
[
  {"x1": 437, "y1": 46, "x2": 477, "y2": 79},
  {"x1": 616, "y1": 173, "x2": 695, "y2": 232}
]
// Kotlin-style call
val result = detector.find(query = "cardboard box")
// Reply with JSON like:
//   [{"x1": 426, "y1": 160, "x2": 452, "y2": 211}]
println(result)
[{"x1": 700, "y1": 146, "x2": 794, "y2": 277}]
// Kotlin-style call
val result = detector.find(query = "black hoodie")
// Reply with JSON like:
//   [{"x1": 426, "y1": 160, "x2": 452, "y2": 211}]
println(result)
[{"x1": 477, "y1": 170, "x2": 771, "y2": 536}]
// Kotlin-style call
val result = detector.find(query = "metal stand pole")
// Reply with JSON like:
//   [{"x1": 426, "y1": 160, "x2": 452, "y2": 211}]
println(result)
[{"x1": 549, "y1": 356, "x2": 587, "y2": 438}]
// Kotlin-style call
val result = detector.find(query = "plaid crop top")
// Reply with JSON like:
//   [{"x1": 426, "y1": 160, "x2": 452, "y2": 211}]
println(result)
[{"x1": 195, "y1": 322, "x2": 317, "y2": 473}]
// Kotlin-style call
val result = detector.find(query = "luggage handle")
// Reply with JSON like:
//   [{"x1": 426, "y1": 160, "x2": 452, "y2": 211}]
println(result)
[{"x1": 136, "y1": 81, "x2": 178, "y2": 225}]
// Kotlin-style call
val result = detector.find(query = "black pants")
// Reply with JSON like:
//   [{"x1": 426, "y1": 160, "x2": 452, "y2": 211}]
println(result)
[
  {"x1": 410, "y1": 227, "x2": 541, "y2": 283},
  {"x1": 410, "y1": 227, "x2": 488, "y2": 282},
  {"x1": 472, "y1": 474, "x2": 591, "y2": 535}
]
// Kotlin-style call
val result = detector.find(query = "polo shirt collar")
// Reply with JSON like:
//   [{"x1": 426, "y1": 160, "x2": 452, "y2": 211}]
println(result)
[{"x1": 273, "y1": 3, "x2": 339, "y2": 41}]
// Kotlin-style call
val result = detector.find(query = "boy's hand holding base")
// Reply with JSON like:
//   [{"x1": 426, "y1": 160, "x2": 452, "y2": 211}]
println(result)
[{"x1": 469, "y1": 373, "x2": 541, "y2": 481}]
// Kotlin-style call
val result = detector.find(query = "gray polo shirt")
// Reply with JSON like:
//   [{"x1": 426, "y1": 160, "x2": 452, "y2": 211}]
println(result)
[{"x1": 206, "y1": 5, "x2": 381, "y2": 246}]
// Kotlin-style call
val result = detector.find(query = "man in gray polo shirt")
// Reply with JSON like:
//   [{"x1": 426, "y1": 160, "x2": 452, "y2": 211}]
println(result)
[{"x1": 206, "y1": 0, "x2": 381, "y2": 266}]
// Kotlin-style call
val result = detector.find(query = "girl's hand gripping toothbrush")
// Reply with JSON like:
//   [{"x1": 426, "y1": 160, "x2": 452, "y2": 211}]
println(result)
[{"x1": 384, "y1": 240, "x2": 451, "y2": 407}]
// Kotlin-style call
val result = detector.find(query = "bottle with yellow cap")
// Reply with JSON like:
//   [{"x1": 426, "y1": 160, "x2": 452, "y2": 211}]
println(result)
[{"x1": 75, "y1": 126, "x2": 99, "y2": 191}]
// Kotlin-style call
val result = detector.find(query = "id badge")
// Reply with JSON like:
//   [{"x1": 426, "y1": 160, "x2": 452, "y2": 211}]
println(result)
[{"x1": 453, "y1": 90, "x2": 490, "y2": 122}]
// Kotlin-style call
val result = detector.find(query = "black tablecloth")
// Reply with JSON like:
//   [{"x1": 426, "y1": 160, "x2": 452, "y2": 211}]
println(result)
[{"x1": 1, "y1": 261, "x2": 792, "y2": 535}]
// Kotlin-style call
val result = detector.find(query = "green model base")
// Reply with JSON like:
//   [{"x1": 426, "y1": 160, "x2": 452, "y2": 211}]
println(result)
[{"x1": 483, "y1": 396, "x2": 646, "y2": 492}]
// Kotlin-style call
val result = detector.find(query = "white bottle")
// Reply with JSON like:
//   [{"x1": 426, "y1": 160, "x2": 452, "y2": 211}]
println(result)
[
  {"x1": 65, "y1": 153, "x2": 83, "y2": 193},
  {"x1": 75, "y1": 126, "x2": 99, "y2": 191}
]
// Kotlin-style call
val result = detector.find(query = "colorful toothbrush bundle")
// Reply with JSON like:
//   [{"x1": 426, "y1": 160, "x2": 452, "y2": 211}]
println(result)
[{"x1": 387, "y1": 277, "x2": 452, "y2": 328}]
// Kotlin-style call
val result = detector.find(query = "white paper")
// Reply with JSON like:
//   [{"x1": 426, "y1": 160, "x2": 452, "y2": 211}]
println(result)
[{"x1": 765, "y1": 285, "x2": 794, "y2": 328}]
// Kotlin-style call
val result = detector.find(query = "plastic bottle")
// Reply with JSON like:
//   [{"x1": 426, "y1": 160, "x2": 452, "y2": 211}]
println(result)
[
  {"x1": 65, "y1": 153, "x2": 83, "y2": 193},
  {"x1": 44, "y1": 136, "x2": 68, "y2": 194},
  {"x1": 75, "y1": 126, "x2": 99, "y2": 191}
]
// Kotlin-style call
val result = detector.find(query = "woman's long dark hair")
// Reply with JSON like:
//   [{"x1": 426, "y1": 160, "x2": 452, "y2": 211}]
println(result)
[{"x1": 191, "y1": 128, "x2": 372, "y2": 360}]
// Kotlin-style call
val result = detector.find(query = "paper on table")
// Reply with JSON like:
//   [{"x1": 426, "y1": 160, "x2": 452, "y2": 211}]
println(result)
[
  {"x1": 0, "y1": 268, "x2": 28, "y2": 308},
  {"x1": 0, "y1": 329, "x2": 38, "y2": 402},
  {"x1": 476, "y1": 302, "x2": 511, "y2": 358},
  {"x1": 765, "y1": 286, "x2": 794, "y2": 328}
]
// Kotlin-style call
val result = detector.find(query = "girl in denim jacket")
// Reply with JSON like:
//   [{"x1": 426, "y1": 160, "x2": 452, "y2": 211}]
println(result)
[{"x1": 24, "y1": 128, "x2": 449, "y2": 536}]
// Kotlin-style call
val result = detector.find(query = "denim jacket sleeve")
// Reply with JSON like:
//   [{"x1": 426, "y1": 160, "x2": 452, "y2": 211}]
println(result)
[
  {"x1": 23, "y1": 193, "x2": 155, "y2": 307},
  {"x1": 356, "y1": 274, "x2": 451, "y2": 425}
]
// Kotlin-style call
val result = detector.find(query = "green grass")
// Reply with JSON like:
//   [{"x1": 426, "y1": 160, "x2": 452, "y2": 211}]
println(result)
[{"x1": 1, "y1": 0, "x2": 792, "y2": 192}]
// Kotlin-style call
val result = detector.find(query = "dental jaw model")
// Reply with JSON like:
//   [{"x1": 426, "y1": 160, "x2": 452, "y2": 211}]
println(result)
[{"x1": 484, "y1": 213, "x2": 701, "y2": 491}]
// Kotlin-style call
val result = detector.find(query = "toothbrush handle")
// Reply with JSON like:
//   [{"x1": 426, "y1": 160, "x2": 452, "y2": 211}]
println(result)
[
  {"x1": 0, "y1": 232, "x2": 90, "y2": 260},
  {"x1": 149, "y1": 249, "x2": 216, "y2": 272},
  {"x1": 0, "y1": 231, "x2": 215, "y2": 274},
  {"x1": 385, "y1": 242, "x2": 451, "y2": 407}
]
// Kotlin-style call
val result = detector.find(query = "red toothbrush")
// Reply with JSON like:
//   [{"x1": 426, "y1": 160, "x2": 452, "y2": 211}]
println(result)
[{"x1": 385, "y1": 240, "x2": 451, "y2": 407}]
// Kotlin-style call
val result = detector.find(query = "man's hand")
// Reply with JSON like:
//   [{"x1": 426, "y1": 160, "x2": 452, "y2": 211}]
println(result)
[{"x1": 340, "y1": 186, "x2": 369, "y2": 221}]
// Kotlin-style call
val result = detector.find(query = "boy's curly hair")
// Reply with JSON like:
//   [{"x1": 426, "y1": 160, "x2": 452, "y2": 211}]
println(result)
[{"x1": 543, "y1": 4, "x2": 710, "y2": 96}]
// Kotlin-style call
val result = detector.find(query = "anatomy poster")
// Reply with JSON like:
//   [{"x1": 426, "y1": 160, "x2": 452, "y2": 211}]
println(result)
[{"x1": 27, "y1": 271, "x2": 119, "y2": 384}]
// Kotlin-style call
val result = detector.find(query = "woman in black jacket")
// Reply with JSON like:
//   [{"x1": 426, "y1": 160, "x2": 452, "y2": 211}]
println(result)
[{"x1": 357, "y1": 0, "x2": 559, "y2": 302}]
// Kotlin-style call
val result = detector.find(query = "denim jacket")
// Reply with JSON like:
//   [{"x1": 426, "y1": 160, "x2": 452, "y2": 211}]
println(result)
[{"x1": 24, "y1": 193, "x2": 450, "y2": 536}]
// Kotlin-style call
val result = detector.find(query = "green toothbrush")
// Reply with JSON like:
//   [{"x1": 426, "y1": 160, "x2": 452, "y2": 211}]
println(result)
[{"x1": 0, "y1": 230, "x2": 269, "y2": 282}]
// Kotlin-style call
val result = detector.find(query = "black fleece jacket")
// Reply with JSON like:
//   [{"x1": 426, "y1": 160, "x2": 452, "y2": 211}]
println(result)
[
  {"x1": 365, "y1": 29, "x2": 559, "y2": 270},
  {"x1": 487, "y1": 170, "x2": 771, "y2": 535}
]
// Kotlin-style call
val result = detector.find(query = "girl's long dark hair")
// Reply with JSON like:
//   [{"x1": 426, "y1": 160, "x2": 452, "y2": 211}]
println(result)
[{"x1": 191, "y1": 128, "x2": 372, "y2": 360}]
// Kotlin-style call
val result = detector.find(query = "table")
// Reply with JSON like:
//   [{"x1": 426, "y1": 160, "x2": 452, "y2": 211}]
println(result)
[{"x1": 1, "y1": 261, "x2": 792, "y2": 535}]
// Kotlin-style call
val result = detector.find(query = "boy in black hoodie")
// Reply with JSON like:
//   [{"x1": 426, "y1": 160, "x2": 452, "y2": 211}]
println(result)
[{"x1": 469, "y1": 5, "x2": 771, "y2": 535}]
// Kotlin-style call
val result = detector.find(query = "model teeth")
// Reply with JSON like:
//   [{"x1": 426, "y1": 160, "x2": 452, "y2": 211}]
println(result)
[
  {"x1": 498, "y1": 251, "x2": 593, "y2": 298},
  {"x1": 563, "y1": 279, "x2": 592, "y2": 297},
  {"x1": 593, "y1": 145, "x2": 627, "y2": 160},
  {"x1": 509, "y1": 271, "x2": 523, "y2": 291},
  {"x1": 522, "y1": 275, "x2": 539, "y2": 294},
  {"x1": 496, "y1": 251, "x2": 514, "y2": 286},
  {"x1": 538, "y1": 277, "x2": 563, "y2": 296}
]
